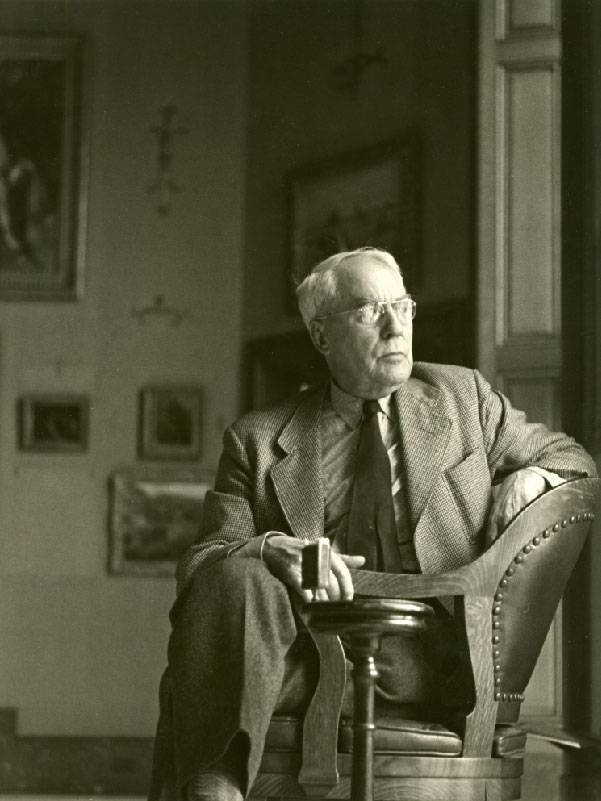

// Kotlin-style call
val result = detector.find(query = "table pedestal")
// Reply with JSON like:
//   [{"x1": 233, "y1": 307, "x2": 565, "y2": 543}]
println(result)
[{"x1": 306, "y1": 598, "x2": 432, "y2": 801}]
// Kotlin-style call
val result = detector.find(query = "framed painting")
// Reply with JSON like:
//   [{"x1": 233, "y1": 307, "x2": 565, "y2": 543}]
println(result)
[
  {"x1": 108, "y1": 466, "x2": 214, "y2": 576},
  {"x1": 18, "y1": 393, "x2": 89, "y2": 453},
  {"x1": 287, "y1": 134, "x2": 421, "y2": 309},
  {"x1": 0, "y1": 35, "x2": 87, "y2": 299},
  {"x1": 243, "y1": 330, "x2": 328, "y2": 412},
  {"x1": 138, "y1": 384, "x2": 203, "y2": 461}
]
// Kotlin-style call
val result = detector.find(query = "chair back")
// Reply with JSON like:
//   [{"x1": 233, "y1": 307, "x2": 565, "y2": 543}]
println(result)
[{"x1": 489, "y1": 477, "x2": 599, "y2": 722}]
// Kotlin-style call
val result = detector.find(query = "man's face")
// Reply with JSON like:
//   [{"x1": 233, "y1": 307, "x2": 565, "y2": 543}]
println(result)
[{"x1": 311, "y1": 256, "x2": 413, "y2": 398}]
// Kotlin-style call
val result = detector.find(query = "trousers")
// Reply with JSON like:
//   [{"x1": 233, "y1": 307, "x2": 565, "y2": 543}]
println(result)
[{"x1": 148, "y1": 556, "x2": 468, "y2": 800}]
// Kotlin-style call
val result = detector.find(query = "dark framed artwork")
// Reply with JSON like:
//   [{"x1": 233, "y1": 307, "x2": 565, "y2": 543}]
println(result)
[
  {"x1": 411, "y1": 298, "x2": 475, "y2": 367},
  {"x1": 18, "y1": 393, "x2": 89, "y2": 453},
  {"x1": 243, "y1": 330, "x2": 328, "y2": 412},
  {"x1": 138, "y1": 385, "x2": 203, "y2": 461},
  {"x1": 0, "y1": 35, "x2": 87, "y2": 299},
  {"x1": 108, "y1": 466, "x2": 214, "y2": 576},
  {"x1": 287, "y1": 134, "x2": 421, "y2": 308}
]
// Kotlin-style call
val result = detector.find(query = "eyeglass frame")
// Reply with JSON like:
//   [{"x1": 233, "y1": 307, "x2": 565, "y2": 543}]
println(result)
[{"x1": 312, "y1": 295, "x2": 417, "y2": 326}]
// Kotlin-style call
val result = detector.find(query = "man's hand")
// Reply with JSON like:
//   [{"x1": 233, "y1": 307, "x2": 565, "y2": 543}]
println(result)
[
  {"x1": 261, "y1": 534, "x2": 365, "y2": 602},
  {"x1": 485, "y1": 468, "x2": 547, "y2": 546}
]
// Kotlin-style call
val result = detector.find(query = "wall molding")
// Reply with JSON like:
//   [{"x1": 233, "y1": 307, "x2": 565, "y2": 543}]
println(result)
[{"x1": 0, "y1": 708, "x2": 153, "y2": 794}]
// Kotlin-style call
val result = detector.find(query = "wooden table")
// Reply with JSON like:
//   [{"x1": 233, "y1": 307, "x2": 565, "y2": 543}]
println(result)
[{"x1": 306, "y1": 597, "x2": 433, "y2": 801}]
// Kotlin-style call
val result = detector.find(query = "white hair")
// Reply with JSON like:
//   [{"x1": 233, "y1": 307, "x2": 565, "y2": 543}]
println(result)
[{"x1": 296, "y1": 247, "x2": 402, "y2": 329}]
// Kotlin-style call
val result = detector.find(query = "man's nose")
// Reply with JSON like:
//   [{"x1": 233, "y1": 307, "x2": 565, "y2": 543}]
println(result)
[{"x1": 380, "y1": 304, "x2": 408, "y2": 336}]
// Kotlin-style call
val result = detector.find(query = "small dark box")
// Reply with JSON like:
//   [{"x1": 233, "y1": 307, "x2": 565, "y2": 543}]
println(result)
[{"x1": 302, "y1": 538, "x2": 331, "y2": 590}]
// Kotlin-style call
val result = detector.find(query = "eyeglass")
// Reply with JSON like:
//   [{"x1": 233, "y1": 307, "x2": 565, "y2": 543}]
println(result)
[{"x1": 315, "y1": 296, "x2": 416, "y2": 327}]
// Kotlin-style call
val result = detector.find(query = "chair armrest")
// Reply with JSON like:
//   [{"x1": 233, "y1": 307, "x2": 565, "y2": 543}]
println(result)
[
  {"x1": 298, "y1": 478, "x2": 599, "y2": 768},
  {"x1": 351, "y1": 567, "x2": 468, "y2": 598},
  {"x1": 352, "y1": 477, "x2": 600, "y2": 601},
  {"x1": 350, "y1": 478, "x2": 600, "y2": 757}
]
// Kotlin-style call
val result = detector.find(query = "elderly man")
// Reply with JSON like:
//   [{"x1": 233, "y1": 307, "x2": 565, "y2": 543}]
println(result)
[{"x1": 150, "y1": 247, "x2": 595, "y2": 801}]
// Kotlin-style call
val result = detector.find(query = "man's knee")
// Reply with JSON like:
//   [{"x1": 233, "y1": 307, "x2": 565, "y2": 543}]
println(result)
[
  {"x1": 193, "y1": 555, "x2": 288, "y2": 599},
  {"x1": 173, "y1": 556, "x2": 295, "y2": 630}
]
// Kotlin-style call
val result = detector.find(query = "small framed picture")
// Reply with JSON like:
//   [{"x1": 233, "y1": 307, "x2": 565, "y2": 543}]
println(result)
[
  {"x1": 18, "y1": 393, "x2": 89, "y2": 453},
  {"x1": 139, "y1": 385, "x2": 202, "y2": 461},
  {"x1": 108, "y1": 465, "x2": 214, "y2": 576}
]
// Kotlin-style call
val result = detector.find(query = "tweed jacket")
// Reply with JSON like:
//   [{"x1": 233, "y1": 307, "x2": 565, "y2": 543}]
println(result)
[{"x1": 177, "y1": 362, "x2": 596, "y2": 594}]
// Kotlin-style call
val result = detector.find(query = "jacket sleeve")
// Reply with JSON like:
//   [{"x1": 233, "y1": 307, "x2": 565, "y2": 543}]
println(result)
[
  {"x1": 475, "y1": 370, "x2": 597, "y2": 481},
  {"x1": 175, "y1": 424, "x2": 264, "y2": 595}
]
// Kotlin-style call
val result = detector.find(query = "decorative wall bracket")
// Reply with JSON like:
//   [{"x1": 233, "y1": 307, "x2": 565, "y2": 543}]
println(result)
[
  {"x1": 131, "y1": 295, "x2": 188, "y2": 327},
  {"x1": 332, "y1": 0, "x2": 387, "y2": 96}
]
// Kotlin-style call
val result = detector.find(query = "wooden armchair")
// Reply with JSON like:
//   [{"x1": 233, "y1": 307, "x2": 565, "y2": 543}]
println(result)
[{"x1": 249, "y1": 477, "x2": 599, "y2": 801}]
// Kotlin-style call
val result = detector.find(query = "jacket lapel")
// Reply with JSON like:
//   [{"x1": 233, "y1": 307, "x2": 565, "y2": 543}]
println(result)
[
  {"x1": 269, "y1": 377, "x2": 454, "y2": 549},
  {"x1": 394, "y1": 378, "x2": 452, "y2": 533},
  {"x1": 270, "y1": 385, "x2": 327, "y2": 542}
]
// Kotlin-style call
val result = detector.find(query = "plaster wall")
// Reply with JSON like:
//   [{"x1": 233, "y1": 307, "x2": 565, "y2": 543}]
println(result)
[
  {"x1": 0, "y1": 0, "x2": 248, "y2": 736},
  {"x1": 243, "y1": 0, "x2": 475, "y2": 340}
]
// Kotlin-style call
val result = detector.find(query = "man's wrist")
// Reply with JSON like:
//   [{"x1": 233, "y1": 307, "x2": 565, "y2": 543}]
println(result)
[
  {"x1": 226, "y1": 531, "x2": 286, "y2": 561},
  {"x1": 260, "y1": 531, "x2": 282, "y2": 562}
]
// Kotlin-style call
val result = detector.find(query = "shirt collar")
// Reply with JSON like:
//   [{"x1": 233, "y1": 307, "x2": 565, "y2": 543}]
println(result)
[{"x1": 329, "y1": 381, "x2": 394, "y2": 429}]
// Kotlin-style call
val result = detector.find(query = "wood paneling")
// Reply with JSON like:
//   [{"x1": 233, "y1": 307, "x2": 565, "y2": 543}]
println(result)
[
  {"x1": 502, "y1": 370, "x2": 563, "y2": 715},
  {"x1": 503, "y1": 374, "x2": 561, "y2": 430},
  {"x1": 504, "y1": 68, "x2": 558, "y2": 339},
  {"x1": 510, "y1": 0, "x2": 555, "y2": 29},
  {"x1": 497, "y1": 0, "x2": 560, "y2": 39},
  {"x1": 523, "y1": 622, "x2": 559, "y2": 715},
  {"x1": 495, "y1": 58, "x2": 561, "y2": 345},
  {"x1": 478, "y1": 0, "x2": 564, "y2": 725},
  {"x1": 0, "y1": 708, "x2": 152, "y2": 794}
]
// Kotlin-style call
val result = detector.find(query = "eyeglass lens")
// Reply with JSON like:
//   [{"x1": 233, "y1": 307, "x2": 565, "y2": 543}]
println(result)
[{"x1": 362, "y1": 299, "x2": 415, "y2": 323}]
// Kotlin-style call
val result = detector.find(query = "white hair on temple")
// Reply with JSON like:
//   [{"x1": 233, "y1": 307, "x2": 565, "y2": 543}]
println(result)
[{"x1": 295, "y1": 247, "x2": 402, "y2": 329}]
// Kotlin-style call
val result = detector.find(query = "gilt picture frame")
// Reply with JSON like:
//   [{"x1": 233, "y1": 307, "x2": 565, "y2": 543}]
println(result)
[
  {"x1": 0, "y1": 34, "x2": 87, "y2": 299},
  {"x1": 287, "y1": 134, "x2": 421, "y2": 309},
  {"x1": 18, "y1": 393, "x2": 90, "y2": 453},
  {"x1": 138, "y1": 384, "x2": 203, "y2": 461},
  {"x1": 108, "y1": 466, "x2": 214, "y2": 576}
]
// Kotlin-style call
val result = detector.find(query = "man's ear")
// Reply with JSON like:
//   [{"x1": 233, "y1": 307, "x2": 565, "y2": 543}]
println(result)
[{"x1": 309, "y1": 319, "x2": 329, "y2": 355}]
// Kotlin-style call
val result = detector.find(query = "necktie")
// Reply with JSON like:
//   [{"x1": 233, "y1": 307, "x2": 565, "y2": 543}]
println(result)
[{"x1": 347, "y1": 400, "x2": 403, "y2": 572}]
